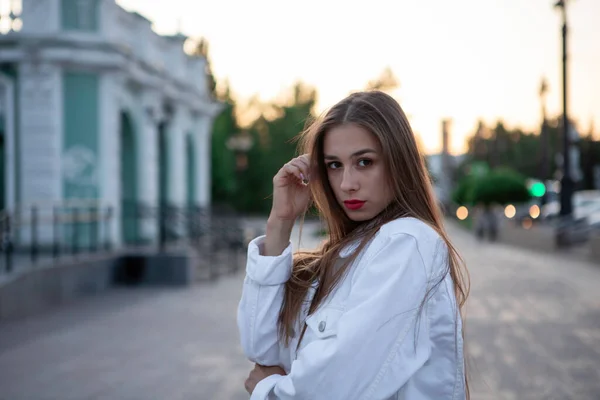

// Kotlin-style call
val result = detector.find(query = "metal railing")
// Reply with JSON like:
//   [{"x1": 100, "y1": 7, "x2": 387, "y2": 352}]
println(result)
[
  {"x1": 0, "y1": 200, "x2": 113, "y2": 274},
  {"x1": 0, "y1": 200, "x2": 247, "y2": 279}
]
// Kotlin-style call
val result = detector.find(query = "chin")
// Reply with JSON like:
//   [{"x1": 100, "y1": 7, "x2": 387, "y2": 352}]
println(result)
[
  {"x1": 349, "y1": 217, "x2": 371, "y2": 222},
  {"x1": 345, "y1": 211, "x2": 375, "y2": 222}
]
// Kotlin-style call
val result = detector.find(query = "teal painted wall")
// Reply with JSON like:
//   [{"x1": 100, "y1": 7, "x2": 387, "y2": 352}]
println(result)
[
  {"x1": 62, "y1": 72, "x2": 99, "y2": 200},
  {"x1": 158, "y1": 123, "x2": 169, "y2": 207},
  {"x1": 61, "y1": 0, "x2": 99, "y2": 31},
  {"x1": 186, "y1": 134, "x2": 196, "y2": 208},
  {"x1": 0, "y1": 65, "x2": 18, "y2": 207},
  {"x1": 120, "y1": 112, "x2": 138, "y2": 244},
  {"x1": 0, "y1": 134, "x2": 4, "y2": 211},
  {"x1": 62, "y1": 72, "x2": 99, "y2": 248},
  {"x1": 0, "y1": 133, "x2": 6, "y2": 210}
]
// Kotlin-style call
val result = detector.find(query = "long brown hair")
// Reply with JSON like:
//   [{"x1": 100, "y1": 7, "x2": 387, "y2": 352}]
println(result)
[{"x1": 278, "y1": 90, "x2": 470, "y2": 393}]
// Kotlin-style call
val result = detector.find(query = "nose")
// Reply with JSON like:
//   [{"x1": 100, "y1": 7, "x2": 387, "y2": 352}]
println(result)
[{"x1": 340, "y1": 167, "x2": 359, "y2": 193}]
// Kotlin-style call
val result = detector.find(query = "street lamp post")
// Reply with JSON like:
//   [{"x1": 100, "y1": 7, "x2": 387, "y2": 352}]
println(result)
[
  {"x1": 538, "y1": 78, "x2": 550, "y2": 208},
  {"x1": 226, "y1": 132, "x2": 254, "y2": 207},
  {"x1": 226, "y1": 131, "x2": 253, "y2": 173},
  {"x1": 555, "y1": 0, "x2": 574, "y2": 218}
]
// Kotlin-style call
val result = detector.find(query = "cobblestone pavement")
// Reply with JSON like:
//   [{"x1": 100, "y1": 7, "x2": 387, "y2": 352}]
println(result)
[{"x1": 0, "y1": 220, "x2": 599, "y2": 400}]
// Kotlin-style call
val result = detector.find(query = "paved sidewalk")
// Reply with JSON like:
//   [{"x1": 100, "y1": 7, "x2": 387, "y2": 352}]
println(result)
[
  {"x1": 0, "y1": 220, "x2": 599, "y2": 399},
  {"x1": 0, "y1": 222, "x2": 322, "y2": 400},
  {"x1": 459, "y1": 221, "x2": 600, "y2": 400}
]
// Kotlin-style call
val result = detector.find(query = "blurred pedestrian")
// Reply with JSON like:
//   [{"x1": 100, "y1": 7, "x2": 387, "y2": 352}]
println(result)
[{"x1": 474, "y1": 203, "x2": 498, "y2": 242}]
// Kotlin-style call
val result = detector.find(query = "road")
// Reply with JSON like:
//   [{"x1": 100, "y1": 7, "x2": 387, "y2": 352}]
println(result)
[{"x1": 0, "y1": 220, "x2": 599, "y2": 399}]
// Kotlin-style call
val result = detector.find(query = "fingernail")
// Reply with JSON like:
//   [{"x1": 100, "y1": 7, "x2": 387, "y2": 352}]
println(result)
[{"x1": 300, "y1": 173, "x2": 309, "y2": 185}]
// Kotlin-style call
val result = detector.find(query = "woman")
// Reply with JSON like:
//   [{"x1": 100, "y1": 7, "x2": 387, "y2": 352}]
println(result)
[{"x1": 237, "y1": 91, "x2": 470, "y2": 399}]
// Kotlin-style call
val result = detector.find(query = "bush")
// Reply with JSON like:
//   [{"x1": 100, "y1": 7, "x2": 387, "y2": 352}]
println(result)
[
  {"x1": 452, "y1": 176, "x2": 477, "y2": 206},
  {"x1": 453, "y1": 168, "x2": 531, "y2": 206}
]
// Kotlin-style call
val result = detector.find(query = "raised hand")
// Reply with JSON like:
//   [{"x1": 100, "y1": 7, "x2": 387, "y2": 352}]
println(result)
[{"x1": 270, "y1": 154, "x2": 312, "y2": 222}]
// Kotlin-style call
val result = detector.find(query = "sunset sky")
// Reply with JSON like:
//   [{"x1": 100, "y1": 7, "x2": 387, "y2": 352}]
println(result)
[{"x1": 117, "y1": 0, "x2": 600, "y2": 155}]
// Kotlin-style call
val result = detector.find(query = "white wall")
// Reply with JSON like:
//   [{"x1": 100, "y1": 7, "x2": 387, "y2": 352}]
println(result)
[{"x1": 22, "y1": 0, "x2": 61, "y2": 34}]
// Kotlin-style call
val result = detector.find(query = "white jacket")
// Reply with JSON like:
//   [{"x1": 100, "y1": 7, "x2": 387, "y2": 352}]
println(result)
[{"x1": 237, "y1": 217, "x2": 465, "y2": 400}]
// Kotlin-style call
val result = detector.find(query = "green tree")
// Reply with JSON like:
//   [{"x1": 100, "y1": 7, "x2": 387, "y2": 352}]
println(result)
[
  {"x1": 236, "y1": 82, "x2": 318, "y2": 214},
  {"x1": 452, "y1": 176, "x2": 476, "y2": 206},
  {"x1": 580, "y1": 134, "x2": 600, "y2": 190},
  {"x1": 464, "y1": 118, "x2": 564, "y2": 182},
  {"x1": 210, "y1": 91, "x2": 238, "y2": 205}
]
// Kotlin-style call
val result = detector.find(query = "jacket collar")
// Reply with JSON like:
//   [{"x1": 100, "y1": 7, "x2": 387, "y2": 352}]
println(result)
[{"x1": 339, "y1": 240, "x2": 360, "y2": 258}]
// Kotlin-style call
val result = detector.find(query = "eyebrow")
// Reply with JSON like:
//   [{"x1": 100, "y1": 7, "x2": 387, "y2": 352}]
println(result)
[{"x1": 324, "y1": 148, "x2": 377, "y2": 160}]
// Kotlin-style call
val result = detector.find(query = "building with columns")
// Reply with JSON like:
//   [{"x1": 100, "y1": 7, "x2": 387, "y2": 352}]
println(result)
[{"x1": 0, "y1": 0, "x2": 222, "y2": 248}]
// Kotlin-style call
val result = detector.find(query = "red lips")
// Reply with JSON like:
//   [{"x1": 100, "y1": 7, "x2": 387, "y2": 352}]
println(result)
[{"x1": 344, "y1": 199, "x2": 365, "y2": 210}]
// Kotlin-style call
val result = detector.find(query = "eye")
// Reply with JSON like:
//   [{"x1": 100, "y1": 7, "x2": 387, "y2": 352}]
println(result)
[
  {"x1": 326, "y1": 161, "x2": 342, "y2": 170},
  {"x1": 357, "y1": 158, "x2": 372, "y2": 168}
]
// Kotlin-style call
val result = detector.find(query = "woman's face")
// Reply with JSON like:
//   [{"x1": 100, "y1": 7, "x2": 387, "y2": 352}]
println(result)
[{"x1": 323, "y1": 123, "x2": 394, "y2": 222}]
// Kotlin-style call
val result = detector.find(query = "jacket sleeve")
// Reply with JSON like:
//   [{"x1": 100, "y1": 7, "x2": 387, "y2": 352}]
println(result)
[
  {"x1": 237, "y1": 235, "x2": 293, "y2": 366},
  {"x1": 250, "y1": 232, "x2": 444, "y2": 400}
]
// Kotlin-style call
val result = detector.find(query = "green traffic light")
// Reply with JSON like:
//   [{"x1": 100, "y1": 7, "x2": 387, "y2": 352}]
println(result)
[{"x1": 530, "y1": 182, "x2": 546, "y2": 197}]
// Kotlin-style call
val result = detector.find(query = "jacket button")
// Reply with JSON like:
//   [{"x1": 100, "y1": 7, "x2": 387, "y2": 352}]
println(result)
[{"x1": 318, "y1": 321, "x2": 326, "y2": 332}]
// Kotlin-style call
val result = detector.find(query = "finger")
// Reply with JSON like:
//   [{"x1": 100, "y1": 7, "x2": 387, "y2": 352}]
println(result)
[
  {"x1": 298, "y1": 153, "x2": 311, "y2": 163},
  {"x1": 293, "y1": 155, "x2": 310, "y2": 170},
  {"x1": 297, "y1": 156, "x2": 313, "y2": 174},
  {"x1": 297, "y1": 154, "x2": 316, "y2": 179},
  {"x1": 282, "y1": 163, "x2": 304, "y2": 182},
  {"x1": 292, "y1": 156, "x2": 313, "y2": 179},
  {"x1": 288, "y1": 161, "x2": 310, "y2": 183}
]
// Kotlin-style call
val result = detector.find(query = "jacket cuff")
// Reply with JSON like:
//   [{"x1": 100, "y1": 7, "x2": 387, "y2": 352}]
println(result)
[
  {"x1": 250, "y1": 374, "x2": 282, "y2": 400},
  {"x1": 246, "y1": 236, "x2": 293, "y2": 285}
]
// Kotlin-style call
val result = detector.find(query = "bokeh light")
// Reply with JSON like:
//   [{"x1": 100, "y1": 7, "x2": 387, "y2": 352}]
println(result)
[
  {"x1": 456, "y1": 206, "x2": 469, "y2": 220},
  {"x1": 529, "y1": 204, "x2": 540, "y2": 219},
  {"x1": 504, "y1": 204, "x2": 516, "y2": 219}
]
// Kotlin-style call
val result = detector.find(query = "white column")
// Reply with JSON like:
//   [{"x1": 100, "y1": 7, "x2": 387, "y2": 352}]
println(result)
[
  {"x1": 99, "y1": 73, "x2": 120, "y2": 246},
  {"x1": 167, "y1": 106, "x2": 187, "y2": 208},
  {"x1": 196, "y1": 114, "x2": 212, "y2": 207},
  {"x1": 19, "y1": 63, "x2": 62, "y2": 203},
  {"x1": 137, "y1": 93, "x2": 161, "y2": 242},
  {"x1": 161, "y1": 105, "x2": 189, "y2": 238},
  {"x1": 18, "y1": 62, "x2": 62, "y2": 245}
]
